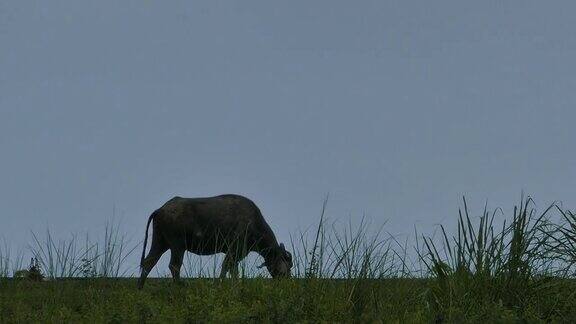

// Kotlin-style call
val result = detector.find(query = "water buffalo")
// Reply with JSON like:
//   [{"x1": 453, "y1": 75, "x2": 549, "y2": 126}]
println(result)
[{"x1": 138, "y1": 194, "x2": 292, "y2": 288}]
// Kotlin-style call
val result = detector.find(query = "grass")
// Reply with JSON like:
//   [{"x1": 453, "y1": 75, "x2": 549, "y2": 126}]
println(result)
[
  {"x1": 1, "y1": 195, "x2": 576, "y2": 322},
  {"x1": 0, "y1": 277, "x2": 574, "y2": 322},
  {"x1": 0, "y1": 278, "x2": 431, "y2": 323},
  {"x1": 27, "y1": 221, "x2": 138, "y2": 279},
  {"x1": 0, "y1": 239, "x2": 24, "y2": 280},
  {"x1": 420, "y1": 196, "x2": 570, "y2": 321}
]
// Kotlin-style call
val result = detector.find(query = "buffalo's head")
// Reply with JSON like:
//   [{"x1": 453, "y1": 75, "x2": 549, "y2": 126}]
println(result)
[{"x1": 260, "y1": 243, "x2": 292, "y2": 278}]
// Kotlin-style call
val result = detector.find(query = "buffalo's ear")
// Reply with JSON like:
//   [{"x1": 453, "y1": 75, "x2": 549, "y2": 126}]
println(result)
[{"x1": 280, "y1": 243, "x2": 285, "y2": 250}]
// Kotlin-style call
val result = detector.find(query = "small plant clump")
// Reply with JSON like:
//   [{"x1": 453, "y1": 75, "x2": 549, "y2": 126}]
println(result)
[
  {"x1": 14, "y1": 257, "x2": 44, "y2": 282},
  {"x1": 80, "y1": 257, "x2": 97, "y2": 278}
]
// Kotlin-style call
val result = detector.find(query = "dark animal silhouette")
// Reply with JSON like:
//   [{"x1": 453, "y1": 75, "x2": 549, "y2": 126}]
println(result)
[{"x1": 138, "y1": 194, "x2": 292, "y2": 288}]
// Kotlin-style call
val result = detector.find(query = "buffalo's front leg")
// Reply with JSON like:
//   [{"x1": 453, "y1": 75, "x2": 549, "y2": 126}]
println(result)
[
  {"x1": 220, "y1": 245, "x2": 250, "y2": 279},
  {"x1": 219, "y1": 253, "x2": 239, "y2": 279}
]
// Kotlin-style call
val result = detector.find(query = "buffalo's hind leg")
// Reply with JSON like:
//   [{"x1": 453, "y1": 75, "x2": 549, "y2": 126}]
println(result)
[
  {"x1": 169, "y1": 248, "x2": 185, "y2": 284},
  {"x1": 138, "y1": 232, "x2": 168, "y2": 289}
]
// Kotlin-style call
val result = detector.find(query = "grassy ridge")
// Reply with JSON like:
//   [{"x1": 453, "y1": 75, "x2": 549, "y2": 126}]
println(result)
[
  {"x1": 1, "y1": 195, "x2": 576, "y2": 322},
  {"x1": 0, "y1": 278, "x2": 575, "y2": 323},
  {"x1": 0, "y1": 278, "x2": 419, "y2": 323}
]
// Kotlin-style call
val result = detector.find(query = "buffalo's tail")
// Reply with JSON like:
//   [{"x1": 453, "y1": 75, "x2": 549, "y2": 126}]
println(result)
[{"x1": 140, "y1": 210, "x2": 158, "y2": 268}]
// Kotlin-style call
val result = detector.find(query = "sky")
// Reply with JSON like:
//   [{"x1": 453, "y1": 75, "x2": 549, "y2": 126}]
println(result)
[{"x1": 1, "y1": 1, "x2": 575, "y2": 271}]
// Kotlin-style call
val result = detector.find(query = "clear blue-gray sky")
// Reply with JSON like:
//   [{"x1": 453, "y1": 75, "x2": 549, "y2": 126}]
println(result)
[{"x1": 1, "y1": 1, "x2": 574, "y2": 255}]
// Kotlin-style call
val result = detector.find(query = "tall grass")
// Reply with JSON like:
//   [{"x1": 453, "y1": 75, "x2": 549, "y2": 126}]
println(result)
[
  {"x1": 28, "y1": 221, "x2": 138, "y2": 279},
  {"x1": 419, "y1": 196, "x2": 568, "y2": 319},
  {"x1": 0, "y1": 239, "x2": 24, "y2": 278},
  {"x1": 180, "y1": 227, "x2": 274, "y2": 279},
  {"x1": 86, "y1": 221, "x2": 139, "y2": 277},
  {"x1": 545, "y1": 207, "x2": 576, "y2": 277},
  {"x1": 1, "y1": 195, "x2": 575, "y2": 285},
  {"x1": 0, "y1": 239, "x2": 11, "y2": 278},
  {"x1": 289, "y1": 196, "x2": 406, "y2": 280}
]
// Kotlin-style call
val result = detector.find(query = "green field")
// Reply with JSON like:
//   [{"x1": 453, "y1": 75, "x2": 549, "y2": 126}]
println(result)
[
  {"x1": 2, "y1": 197, "x2": 576, "y2": 323},
  {"x1": 1, "y1": 277, "x2": 574, "y2": 323}
]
